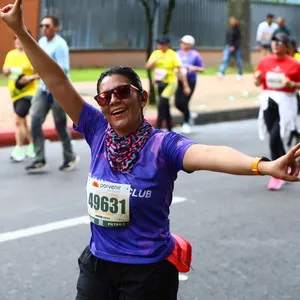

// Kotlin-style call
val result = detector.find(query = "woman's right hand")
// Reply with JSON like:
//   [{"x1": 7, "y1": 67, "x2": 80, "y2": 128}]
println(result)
[
  {"x1": 253, "y1": 70, "x2": 261, "y2": 86},
  {"x1": 0, "y1": 0, "x2": 24, "y2": 32}
]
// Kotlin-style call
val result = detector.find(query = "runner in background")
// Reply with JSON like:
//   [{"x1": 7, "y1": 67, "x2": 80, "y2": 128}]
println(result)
[
  {"x1": 256, "y1": 13, "x2": 278, "y2": 57},
  {"x1": 2, "y1": 2, "x2": 300, "y2": 299},
  {"x1": 146, "y1": 37, "x2": 190, "y2": 132},
  {"x1": 254, "y1": 33, "x2": 300, "y2": 190},
  {"x1": 25, "y1": 15, "x2": 79, "y2": 173},
  {"x1": 176, "y1": 35, "x2": 204, "y2": 134},
  {"x1": 2, "y1": 32, "x2": 38, "y2": 161},
  {"x1": 288, "y1": 38, "x2": 300, "y2": 115}
]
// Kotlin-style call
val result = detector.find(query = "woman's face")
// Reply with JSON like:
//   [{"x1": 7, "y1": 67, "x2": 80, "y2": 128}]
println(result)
[
  {"x1": 157, "y1": 43, "x2": 169, "y2": 52},
  {"x1": 271, "y1": 40, "x2": 287, "y2": 56},
  {"x1": 180, "y1": 42, "x2": 192, "y2": 51},
  {"x1": 98, "y1": 74, "x2": 147, "y2": 136}
]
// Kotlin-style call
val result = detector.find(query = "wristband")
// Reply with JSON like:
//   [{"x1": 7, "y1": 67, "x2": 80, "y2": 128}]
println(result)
[{"x1": 251, "y1": 156, "x2": 270, "y2": 175}]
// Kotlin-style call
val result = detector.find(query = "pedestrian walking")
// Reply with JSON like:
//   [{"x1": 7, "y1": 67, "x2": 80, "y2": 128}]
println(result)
[
  {"x1": 254, "y1": 33, "x2": 300, "y2": 190},
  {"x1": 175, "y1": 35, "x2": 204, "y2": 134},
  {"x1": 217, "y1": 16, "x2": 243, "y2": 80},
  {"x1": 25, "y1": 15, "x2": 79, "y2": 173},
  {"x1": 145, "y1": 36, "x2": 191, "y2": 131},
  {"x1": 2, "y1": 32, "x2": 38, "y2": 161},
  {"x1": 273, "y1": 17, "x2": 291, "y2": 37},
  {"x1": 2, "y1": 1, "x2": 300, "y2": 299},
  {"x1": 256, "y1": 13, "x2": 278, "y2": 56}
]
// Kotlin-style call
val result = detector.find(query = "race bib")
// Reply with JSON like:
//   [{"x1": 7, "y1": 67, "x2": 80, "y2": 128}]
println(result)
[
  {"x1": 181, "y1": 67, "x2": 188, "y2": 75},
  {"x1": 266, "y1": 72, "x2": 285, "y2": 89},
  {"x1": 86, "y1": 177, "x2": 131, "y2": 227},
  {"x1": 9, "y1": 67, "x2": 22, "y2": 80},
  {"x1": 154, "y1": 68, "x2": 167, "y2": 81}
]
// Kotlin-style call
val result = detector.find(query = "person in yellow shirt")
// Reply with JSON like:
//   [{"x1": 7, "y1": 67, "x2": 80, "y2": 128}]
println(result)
[
  {"x1": 146, "y1": 37, "x2": 190, "y2": 131},
  {"x1": 2, "y1": 33, "x2": 39, "y2": 161}
]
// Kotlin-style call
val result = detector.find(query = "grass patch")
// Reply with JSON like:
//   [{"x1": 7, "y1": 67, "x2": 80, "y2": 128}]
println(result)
[
  {"x1": 0, "y1": 65, "x2": 254, "y2": 86},
  {"x1": 69, "y1": 65, "x2": 253, "y2": 82},
  {"x1": 0, "y1": 74, "x2": 7, "y2": 86}
]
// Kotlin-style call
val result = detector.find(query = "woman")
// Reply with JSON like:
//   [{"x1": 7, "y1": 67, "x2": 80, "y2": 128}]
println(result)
[
  {"x1": 254, "y1": 33, "x2": 300, "y2": 191},
  {"x1": 1, "y1": 2, "x2": 300, "y2": 299},
  {"x1": 145, "y1": 36, "x2": 190, "y2": 132},
  {"x1": 288, "y1": 38, "x2": 300, "y2": 115},
  {"x1": 2, "y1": 33, "x2": 38, "y2": 161},
  {"x1": 176, "y1": 35, "x2": 204, "y2": 134}
]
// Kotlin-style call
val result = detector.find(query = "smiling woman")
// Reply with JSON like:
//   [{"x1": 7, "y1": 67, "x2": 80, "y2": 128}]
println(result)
[{"x1": 1, "y1": 1, "x2": 300, "y2": 300}]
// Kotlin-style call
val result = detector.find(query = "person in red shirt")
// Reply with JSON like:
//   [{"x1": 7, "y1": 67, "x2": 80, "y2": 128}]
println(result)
[{"x1": 254, "y1": 33, "x2": 300, "y2": 190}]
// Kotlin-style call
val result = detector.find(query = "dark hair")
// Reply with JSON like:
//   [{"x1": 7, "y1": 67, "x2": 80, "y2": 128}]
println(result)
[
  {"x1": 267, "y1": 13, "x2": 274, "y2": 19},
  {"x1": 42, "y1": 15, "x2": 60, "y2": 27},
  {"x1": 96, "y1": 66, "x2": 143, "y2": 94}
]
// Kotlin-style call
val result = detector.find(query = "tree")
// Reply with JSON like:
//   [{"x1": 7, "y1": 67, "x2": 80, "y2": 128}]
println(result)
[
  {"x1": 162, "y1": 0, "x2": 176, "y2": 36},
  {"x1": 228, "y1": 0, "x2": 251, "y2": 69},
  {"x1": 139, "y1": 0, "x2": 160, "y2": 105}
]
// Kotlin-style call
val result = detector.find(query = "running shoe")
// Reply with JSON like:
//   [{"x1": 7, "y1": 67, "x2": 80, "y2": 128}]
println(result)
[
  {"x1": 25, "y1": 160, "x2": 48, "y2": 173},
  {"x1": 59, "y1": 155, "x2": 80, "y2": 171},
  {"x1": 10, "y1": 146, "x2": 25, "y2": 162},
  {"x1": 26, "y1": 143, "x2": 35, "y2": 158},
  {"x1": 181, "y1": 123, "x2": 192, "y2": 134},
  {"x1": 267, "y1": 177, "x2": 285, "y2": 190},
  {"x1": 189, "y1": 112, "x2": 198, "y2": 126}
]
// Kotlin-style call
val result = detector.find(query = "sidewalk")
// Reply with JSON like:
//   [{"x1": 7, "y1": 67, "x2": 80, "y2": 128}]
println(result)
[{"x1": 0, "y1": 74, "x2": 261, "y2": 147}]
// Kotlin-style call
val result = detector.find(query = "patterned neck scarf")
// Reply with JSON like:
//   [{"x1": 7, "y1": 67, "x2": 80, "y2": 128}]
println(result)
[{"x1": 106, "y1": 121, "x2": 152, "y2": 173}]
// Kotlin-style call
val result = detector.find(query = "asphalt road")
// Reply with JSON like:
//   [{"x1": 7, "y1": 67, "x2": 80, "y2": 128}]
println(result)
[{"x1": 0, "y1": 119, "x2": 300, "y2": 300}]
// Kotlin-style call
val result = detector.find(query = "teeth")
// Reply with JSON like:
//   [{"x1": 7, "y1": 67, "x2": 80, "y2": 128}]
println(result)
[{"x1": 112, "y1": 108, "x2": 126, "y2": 115}]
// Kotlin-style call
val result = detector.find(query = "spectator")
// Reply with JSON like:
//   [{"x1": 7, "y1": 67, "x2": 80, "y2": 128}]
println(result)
[
  {"x1": 273, "y1": 17, "x2": 291, "y2": 37},
  {"x1": 175, "y1": 35, "x2": 204, "y2": 134},
  {"x1": 254, "y1": 33, "x2": 300, "y2": 190},
  {"x1": 2, "y1": 33, "x2": 38, "y2": 162},
  {"x1": 25, "y1": 15, "x2": 79, "y2": 173},
  {"x1": 217, "y1": 16, "x2": 243, "y2": 80},
  {"x1": 146, "y1": 37, "x2": 190, "y2": 132},
  {"x1": 256, "y1": 13, "x2": 279, "y2": 56}
]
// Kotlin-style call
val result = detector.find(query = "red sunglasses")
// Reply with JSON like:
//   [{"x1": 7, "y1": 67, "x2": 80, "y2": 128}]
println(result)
[{"x1": 94, "y1": 84, "x2": 141, "y2": 106}]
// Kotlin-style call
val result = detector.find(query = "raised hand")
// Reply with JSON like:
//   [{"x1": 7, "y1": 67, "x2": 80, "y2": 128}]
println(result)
[
  {"x1": 0, "y1": 0, "x2": 24, "y2": 32},
  {"x1": 261, "y1": 143, "x2": 300, "y2": 182}
]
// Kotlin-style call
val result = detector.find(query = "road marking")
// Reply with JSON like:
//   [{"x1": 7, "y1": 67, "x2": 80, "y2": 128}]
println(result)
[
  {"x1": 0, "y1": 197, "x2": 187, "y2": 244},
  {"x1": 172, "y1": 196, "x2": 187, "y2": 204},
  {"x1": 179, "y1": 274, "x2": 189, "y2": 281},
  {"x1": 0, "y1": 216, "x2": 90, "y2": 244}
]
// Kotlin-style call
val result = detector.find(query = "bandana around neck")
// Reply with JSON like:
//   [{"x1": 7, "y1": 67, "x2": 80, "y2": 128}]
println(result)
[{"x1": 105, "y1": 121, "x2": 152, "y2": 173}]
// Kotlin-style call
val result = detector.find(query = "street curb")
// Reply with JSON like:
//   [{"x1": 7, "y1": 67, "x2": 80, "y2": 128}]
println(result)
[{"x1": 0, "y1": 107, "x2": 258, "y2": 148}]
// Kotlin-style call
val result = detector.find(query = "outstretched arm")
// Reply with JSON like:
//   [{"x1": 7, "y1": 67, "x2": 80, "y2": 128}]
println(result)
[
  {"x1": 183, "y1": 143, "x2": 300, "y2": 182},
  {"x1": 0, "y1": 0, "x2": 84, "y2": 124}
]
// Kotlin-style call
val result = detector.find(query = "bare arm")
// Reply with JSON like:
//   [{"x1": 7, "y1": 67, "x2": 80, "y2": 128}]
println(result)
[
  {"x1": 0, "y1": 0, "x2": 84, "y2": 124},
  {"x1": 2, "y1": 66, "x2": 10, "y2": 76},
  {"x1": 183, "y1": 144, "x2": 260, "y2": 175},
  {"x1": 183, "y1": 143, "x2": 300, "y2": 182},
  {"x1": 145, "y1": 60, "x2": 156, "y2": 70}
]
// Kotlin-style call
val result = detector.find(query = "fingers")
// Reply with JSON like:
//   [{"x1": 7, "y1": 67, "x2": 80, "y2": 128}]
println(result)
[
  {"x1": 1, "y1": 4, "x2": 13, "y2": 13},
  {"x1": 288, "y1": 161, "x2": 300, "y2": 177},
  {"x1": 282, "y1": 174, "x2": 300, "y2": 182},
  {"x1": 287, "y1": 143, "x2": 300, "y2": 160},
  {"x1": 15, "y1": 0, "x2": 22, "y2": 8}
]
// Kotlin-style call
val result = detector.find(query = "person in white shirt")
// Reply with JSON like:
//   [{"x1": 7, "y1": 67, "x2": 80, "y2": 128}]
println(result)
[{"x1": 256, "y1": 13, "x2": 279, "y2": 56}]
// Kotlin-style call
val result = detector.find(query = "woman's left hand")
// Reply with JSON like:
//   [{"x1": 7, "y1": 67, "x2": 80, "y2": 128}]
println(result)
[
  {"x1": 259, "y1": 143, "x2": 300, "y2": 181},
  {"x1": 0, "y1": 0, "x2": 24, "y2": 32},
  {"x1": 183, "y1": 85, "x2": 191, "y2": 96}
]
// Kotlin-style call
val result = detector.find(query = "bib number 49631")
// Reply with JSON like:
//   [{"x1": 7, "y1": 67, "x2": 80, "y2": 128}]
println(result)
[
  {"x1": 86, "y1": 178, "x2": 131, "y2": 228},
  {"x1": 88, "y1": 193, "x2": 126, "y2": 215}
]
